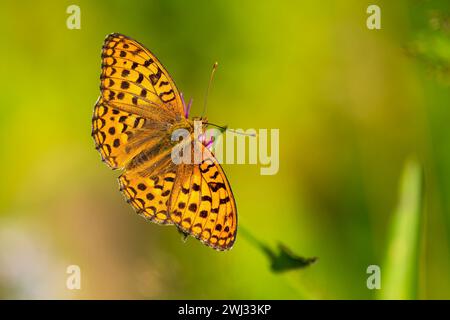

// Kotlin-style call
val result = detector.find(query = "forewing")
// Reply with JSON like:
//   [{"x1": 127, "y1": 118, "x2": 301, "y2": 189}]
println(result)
[
  {"x1": 100, "y1": 33, "x2": 184, "y2": 116},
  {"x1": 93, "y1": 33, "x2": 184, "y2": 169}
]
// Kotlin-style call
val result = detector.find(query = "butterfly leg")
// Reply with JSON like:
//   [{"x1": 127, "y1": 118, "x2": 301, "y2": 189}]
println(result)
[
  {"x1": 180, "y1": 92, "x2": 194, "y2": 119},
  {"x1": 204, "y1": 125, "x2": 227, "y2": 148},
  {"x1": 199, "y1": 132, "x2": 215, "y2": 149},
  {"x1": 177, "y1": 226, "x2": 190, "y2": 242},
  {"x1": 204, "y1": 136, "x2": 215, "y2": 149},
  {"x1": 186, "y1": 98, "x2": 193, "y2": 118},
  {"x1": 180, "y1": 92, "x2": 187, "y2": 117}
]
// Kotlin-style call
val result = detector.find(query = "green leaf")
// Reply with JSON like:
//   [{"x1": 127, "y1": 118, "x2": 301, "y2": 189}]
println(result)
[
  {"x1": 240, "y1": 225, "x2": 317, "y2": 273},
  {"x1": 269, "y1": 243, "x2": 317, "y2": 273}
]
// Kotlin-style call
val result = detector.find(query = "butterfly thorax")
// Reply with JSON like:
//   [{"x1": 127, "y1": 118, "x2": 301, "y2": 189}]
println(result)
[
  {"x1": 191, "y1": 116, "x2": 208, "y2": 124},
  {"x1": 190, "y1": 116, "x2": 208, "y2": 132},
  {"x1": 169, "y1": 116, "x2": 208, "y2": 138},
  {"x1": 169, "y1": 116, "x2": 193, "y2": 135}
]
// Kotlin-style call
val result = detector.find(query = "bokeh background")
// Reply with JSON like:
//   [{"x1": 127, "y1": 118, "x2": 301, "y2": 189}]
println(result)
[{"x1": 1, "y1": 0, "x2": 450, "y2": 299}]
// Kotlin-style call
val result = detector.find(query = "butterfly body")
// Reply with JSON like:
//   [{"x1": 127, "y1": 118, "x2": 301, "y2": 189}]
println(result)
[{"x1": 92, "y1": 33, "x2": 237, "y2": 250}]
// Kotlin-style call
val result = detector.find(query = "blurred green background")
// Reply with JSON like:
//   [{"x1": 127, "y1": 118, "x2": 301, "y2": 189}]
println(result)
[{"x1": 1, "y1": 0, "x2": 450, "y2": 299}]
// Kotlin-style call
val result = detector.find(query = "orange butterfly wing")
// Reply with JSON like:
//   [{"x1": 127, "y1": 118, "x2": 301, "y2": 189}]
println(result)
[
  {"x1": 169, "y1": 143, "x2": 237, "y2": 250},
  {"x1": 100, "y1": 33, "x2": 183, "y2": 114},
  {"x1": 92, "y1": 33, "x2": 184, "y2": 169}
]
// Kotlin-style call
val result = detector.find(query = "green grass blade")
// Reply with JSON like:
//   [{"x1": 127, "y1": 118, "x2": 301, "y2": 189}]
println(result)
[{"x1": 378, "y1": 159, "x2": 423, "y2": 299}]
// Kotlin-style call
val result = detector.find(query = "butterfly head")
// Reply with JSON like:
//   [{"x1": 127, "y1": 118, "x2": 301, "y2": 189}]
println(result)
[{"x1": 191, "y1": 116, "x2": 208, "y2": 130}]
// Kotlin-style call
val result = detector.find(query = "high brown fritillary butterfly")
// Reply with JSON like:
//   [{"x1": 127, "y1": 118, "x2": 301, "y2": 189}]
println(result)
[{"x1": 92, "y1": 33, "x2": 237, "y2": 250}]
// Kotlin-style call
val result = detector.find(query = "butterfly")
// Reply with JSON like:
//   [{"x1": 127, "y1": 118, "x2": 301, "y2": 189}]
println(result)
[{"x1": 92, "y1": 33, "x2": 237, "y2": 250}]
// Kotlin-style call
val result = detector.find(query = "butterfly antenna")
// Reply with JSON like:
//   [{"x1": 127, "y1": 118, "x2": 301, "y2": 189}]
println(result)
[
  {"x1": 202, "y1": 62, "x2": 219, "y2": 117},
  {"x1": 206, "y1": 122, "x2": 257, "y2": 137}
]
